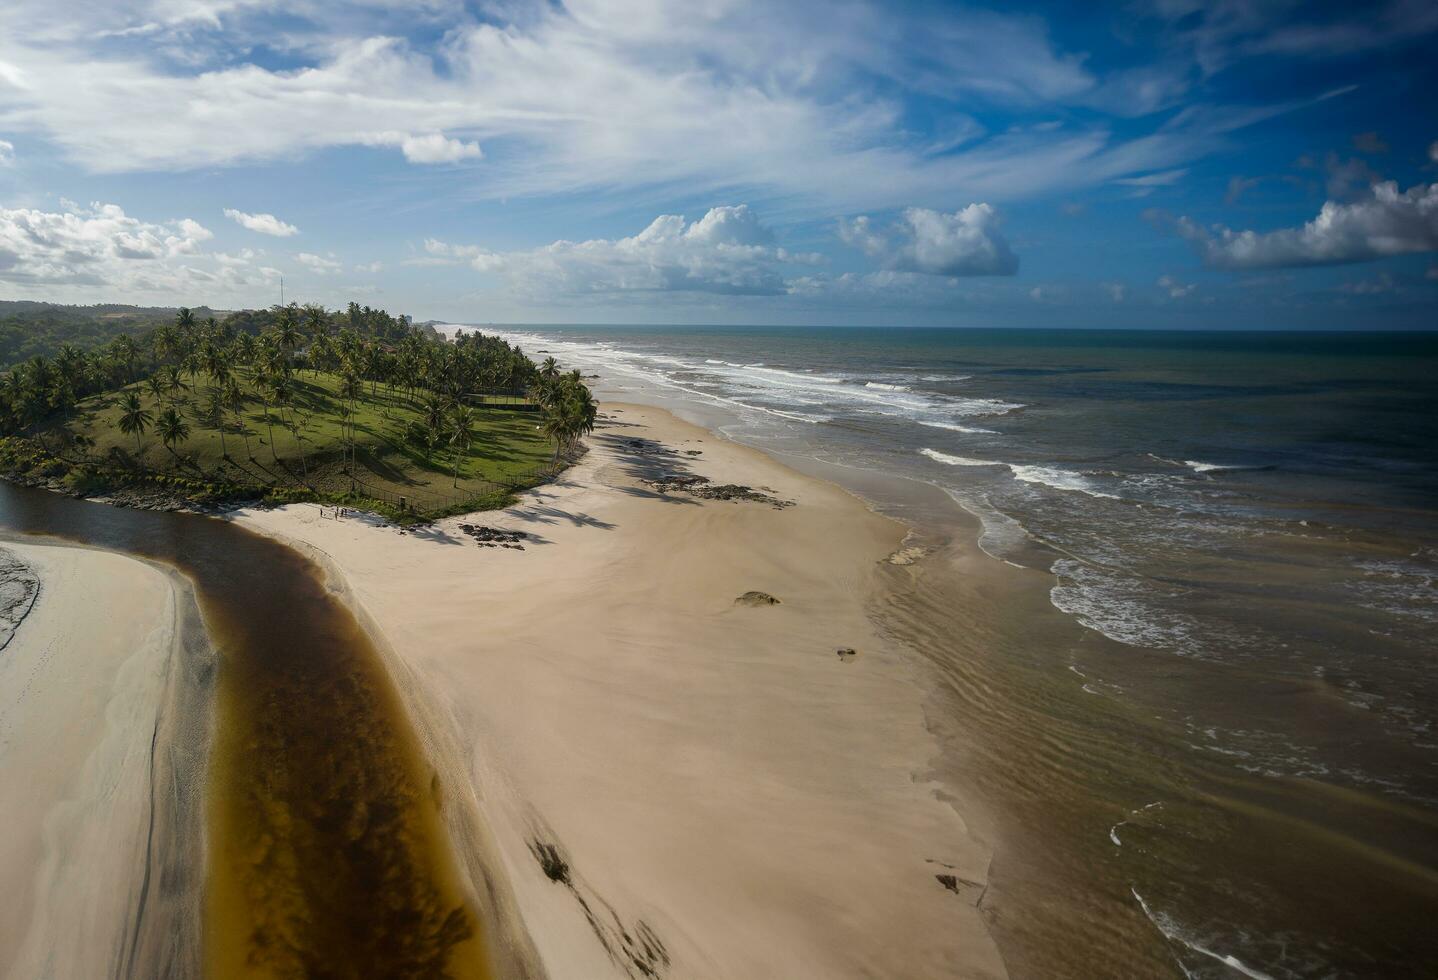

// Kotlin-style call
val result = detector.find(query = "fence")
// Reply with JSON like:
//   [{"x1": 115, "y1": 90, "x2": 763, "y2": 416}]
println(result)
[{"x1": 462, "y1": 388, "x2": 540, "y2": 411}]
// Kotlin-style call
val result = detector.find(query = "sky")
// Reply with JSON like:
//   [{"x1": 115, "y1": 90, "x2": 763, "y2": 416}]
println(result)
[{"x1": 0, "y1": 0, "x2": 1436, "y2": 328}]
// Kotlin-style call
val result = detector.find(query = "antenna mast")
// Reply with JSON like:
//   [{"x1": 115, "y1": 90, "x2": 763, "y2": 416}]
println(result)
[{"x1": 280, "y1": 275, "x2": 285, "y2": 307}]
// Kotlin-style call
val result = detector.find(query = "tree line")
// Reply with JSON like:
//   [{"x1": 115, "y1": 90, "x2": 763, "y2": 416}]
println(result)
[{"x1": 1, "y1": 303, "x2": 598, "y2": 483}]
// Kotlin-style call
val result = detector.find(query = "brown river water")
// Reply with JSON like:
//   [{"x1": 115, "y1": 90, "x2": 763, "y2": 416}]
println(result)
[{"x1": 0, "y1": 480, "x2": 490, "y2": 979}]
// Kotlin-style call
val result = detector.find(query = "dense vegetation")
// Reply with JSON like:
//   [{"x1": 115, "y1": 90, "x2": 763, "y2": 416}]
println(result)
[
  {"x1": 0, "y1": 302, "x2": 598, "y2": 518},
  {"x1": 0, "y1": 301, "x2": 225, "y2": 369}
]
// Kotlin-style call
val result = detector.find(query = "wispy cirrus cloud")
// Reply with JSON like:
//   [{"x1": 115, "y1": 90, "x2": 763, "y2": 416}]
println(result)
[{"x1": 0, "y1": 0, "x2": 1359, "y2": 210}]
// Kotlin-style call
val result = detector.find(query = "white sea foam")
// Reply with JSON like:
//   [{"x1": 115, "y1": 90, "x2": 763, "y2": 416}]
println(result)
[
  {"x1": 864, "y1": 381, "x2": 910, "y2": 391},
  {"x1": 919, "y1": 421, "x2": 997, "y2": 434},
  {"x1": 1131, "y1": 890, "x2": 1276, "y2": 980},
  {"x1": 1010, "y1": 465, "x2": 1120, "y2": 499},
  {"x1": 1184, "y1": 460, "x2": 1243, "y2": 473},
  {"x1": 944, "y1": 489, "x2": 1031, "y2": 565},
  {"x1": 921, "y1": 449, "x2": 1003, "y2": 467}
]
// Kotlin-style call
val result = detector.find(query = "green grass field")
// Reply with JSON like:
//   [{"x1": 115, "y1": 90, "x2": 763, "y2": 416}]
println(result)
[{"x1": 63, "y1": 369, "x2": 556, "y2": 513}]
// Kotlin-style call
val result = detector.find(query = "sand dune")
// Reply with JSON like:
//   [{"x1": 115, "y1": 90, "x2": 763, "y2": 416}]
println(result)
[{"x1": 238, "y1": 402, "x2": 1007, "y2": 979}]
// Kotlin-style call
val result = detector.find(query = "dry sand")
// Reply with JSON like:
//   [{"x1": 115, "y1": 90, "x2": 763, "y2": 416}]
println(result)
[
  {"x1": 0, "y1": 539, "x2": 205, "y2": 978},
  {"x1": 237, "y1": 402, "x2": 1007, "y2": 979}
]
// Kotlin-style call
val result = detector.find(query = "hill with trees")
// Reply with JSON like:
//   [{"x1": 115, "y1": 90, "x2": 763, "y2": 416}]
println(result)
[{"x1": 0, "y1": 302, "x2": 598, "y2": 519}]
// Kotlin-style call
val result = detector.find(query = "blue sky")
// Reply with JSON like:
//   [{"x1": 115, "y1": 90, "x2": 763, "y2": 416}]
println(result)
[{"x1": 0, "y1": 0, "x2": 1435, "y2": 328}]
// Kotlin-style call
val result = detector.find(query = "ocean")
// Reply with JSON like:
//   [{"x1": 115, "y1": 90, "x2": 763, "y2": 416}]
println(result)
[{"x1": 448, "y1": 323, "x2": 1438, "y2": 977}]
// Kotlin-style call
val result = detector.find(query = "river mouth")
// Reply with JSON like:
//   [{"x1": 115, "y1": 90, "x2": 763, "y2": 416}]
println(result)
[{"x1": 0, "y1": 482, "x2": 489, "y2": 978}]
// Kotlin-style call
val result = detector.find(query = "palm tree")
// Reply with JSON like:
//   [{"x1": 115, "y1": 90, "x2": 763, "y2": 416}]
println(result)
[
  {"x1": 223, "y1": 377, "x2": 252, "y2": 459},
  {"x1": 145, "y1": 374, "x2": 167, "y2": 405},
  {"x1": 447, "y1": 405, "x2": 475, "y2": 487},
  {"x1": 339, "y1": 371, "x2": 363, "y2": 472},
  {"x1": 156, "y1": 406, "x2": 190, "y2": 461},
  {"x1": 539, "y1": 356, "x2": 559, "y2": 380},
  {"x1": 205, "y1": 388, "x2": 230, "y2": 460},
  {"x1": 117, "y1": 391, "x2": 152, "y2": 456},
  {"x1": 111, "y1": 335, "x2": 139, "y2": 381},
  {"x1": 421, "y1": 393, "x2": 449, "y2": 449},
  {"x1": 255, "y1": 371, "x2": 280, "y2": 464},
  {"x1": 163, "y1": 365, "x2": 189, "y2": 402}
]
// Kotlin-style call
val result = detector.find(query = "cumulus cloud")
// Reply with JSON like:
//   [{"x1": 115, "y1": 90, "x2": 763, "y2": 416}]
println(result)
[
  {"x1": 426, "y1": 205, "x2": 800, "y2": 297},
  {"x1": 354, "y1": 260, "x2": 383, "y2": 274},
  {"x1": 1157, "y1": 274, "x2": 1195, "y2": 298},
  {"x1": 838, "y1": 205, "x2": 1018, "y2": 276},
  {"x1": 1104, "y1": 282, "x2": 1127, "y2": 302},
  {"x1": 295, "y1": 251, "x2": 341, "y2": 273},
  {"x1": 1163, "y1": 181, "x2": 1438, "y2": 269},
  {"x1": 398, "y1": 133, "x2": 482, "y2": 165},
  {"x1": 224, "y1": 207, "x2": 299, "y2": 236},
  {"x1": 0, "y1": 139, "x2": 13, "y2": 166},
  {"x1": 0, "y1": 199, "x2": 278, "y2": 301}
]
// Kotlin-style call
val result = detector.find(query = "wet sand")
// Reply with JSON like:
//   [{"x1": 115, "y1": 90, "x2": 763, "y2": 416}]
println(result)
[{"x1": 237, "y1": 402, "x2": 1008, "y2": 979}]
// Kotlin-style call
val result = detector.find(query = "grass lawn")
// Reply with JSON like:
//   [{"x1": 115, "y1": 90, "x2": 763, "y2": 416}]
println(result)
[{"x1": 62, "y1": 369, "x2": 556, "y2": 512}]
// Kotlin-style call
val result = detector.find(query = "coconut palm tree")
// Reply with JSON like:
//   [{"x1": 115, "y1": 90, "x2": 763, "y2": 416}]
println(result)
[
  {"x1": 144, "y1": 374, "x2": 167, "y2": 405},
  {"x1": 223, "y1": 377, "x2": 253, "y2": 460},
  {"x1": 539, "y1": 356, "x2": 559, "y2": 380},
  {"x1": 110, "y1": 335, "x2": 139, "y2": 382},
  {"x1": 163, "y1": 365, "x2": 189, "y2": 403},
  {"x1": 447, "y1": 405, "x2": 475, "y2": 487},
  {"x1": 117, "y1": 391, "x2": 152, "y2": 456},
  {"x1": 156, "y1": 406, "x2": 190, "y2": 461},
  {"x1": 339, "y1": 371, "x2": 363, "y2": 472},
  {"x1": 204, "y1": 388, "x2": 230, "y2": 460}
]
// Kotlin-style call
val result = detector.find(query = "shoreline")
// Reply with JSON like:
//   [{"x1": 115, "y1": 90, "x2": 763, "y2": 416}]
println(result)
[
  {"x1": 236, "y1": 401, "x2": 1010, "y2": 978},
  {"x1": 0, "y1": 537, "x2": 210, "y2": 978}
]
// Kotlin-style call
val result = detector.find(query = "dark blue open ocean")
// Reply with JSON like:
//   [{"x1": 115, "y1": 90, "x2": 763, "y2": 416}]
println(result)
[{"x1": 454, "y1": 323, "x2": 1438, "y2": 976}]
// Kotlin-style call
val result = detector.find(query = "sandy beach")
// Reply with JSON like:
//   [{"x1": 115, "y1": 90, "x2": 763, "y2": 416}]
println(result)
[
  {"x1": 0, "y1": 539, "x2": 207, "y2": 978},
  {"x1": 236, "y1": 402, "x2": 1007, "y2": 979}
]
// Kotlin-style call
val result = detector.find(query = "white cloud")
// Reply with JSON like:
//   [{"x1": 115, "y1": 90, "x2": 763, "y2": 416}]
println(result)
[
  {"x1": 1104, "y1": 282, "x2": 1126, "y2": 302},
  {"x1": 224, "y1": 207, "x2": 299, "y2": 236},
  {"x1": 0, "y1": 199, "x2": 279, "y2": 302},
  {"x1": 1113, "y1": 168, "x2": 1188, "y2": 187},
  {"x1": 1157, "y1": 274, "x2": 1195, "y2": 298},
  {"x1": 0, "y1": 0, "x2": 1332, "y2": 209},
  {"x1": 399, "y1": 133, "x2": 482, "y2": 165},
  {"x1": 295, "y1": 251, "x2": 341, "y2": 273},
  {"x1": 838, "y1": 205, "x2": 1018, "y2": 276},
  {"x1": 1429, "y1": 141, "x2": 1438, "y2": 165},
  {"x1": 428, "y1": 205, "x2": 810, "y2": 297},
  {"x1": 0, "y1": 139, "x2": 13, "y2": 165},
  {"x1": 354, "y1": 260, "x2": 383, "y2": 273},
  {"x1": 1168, "y1": 181, "x2": 1438, "y2": 269}
]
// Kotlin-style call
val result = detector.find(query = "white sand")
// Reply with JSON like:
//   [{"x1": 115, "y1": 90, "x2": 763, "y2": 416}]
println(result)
[
  {"x1": 0, "y1": 540, "x2": 186, "y2": 978},
  {"x1": 237, "y1": 403, "x2": 1007, "y2": 979}
]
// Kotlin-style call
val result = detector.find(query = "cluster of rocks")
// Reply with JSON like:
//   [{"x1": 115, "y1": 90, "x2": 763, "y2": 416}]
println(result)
[
  {"x1": 643, "y1": 473, "x2": 793, "y2": 509},
  {"x1": 457, "y1": 523, "x2": 528, "y2": 549},
  {"x1": 734, "y1": 591, "x2": 781, "y2": 606},
  {"x1": 0, "y1": 548, "x2": 40, "y2": 652}
]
